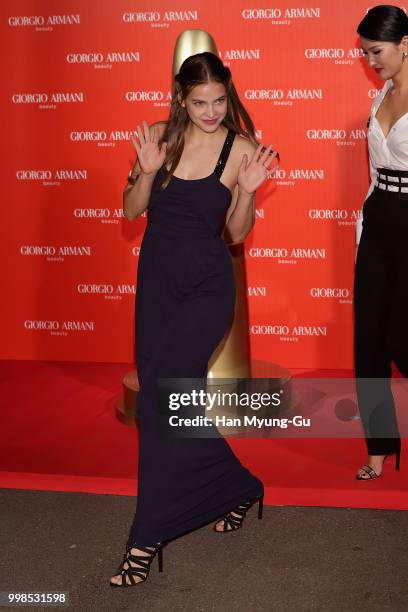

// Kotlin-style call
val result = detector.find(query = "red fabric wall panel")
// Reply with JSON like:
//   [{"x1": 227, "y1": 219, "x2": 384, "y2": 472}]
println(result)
[{"x1": 1, "y1": 0, "x2": 383, "y2": 367}]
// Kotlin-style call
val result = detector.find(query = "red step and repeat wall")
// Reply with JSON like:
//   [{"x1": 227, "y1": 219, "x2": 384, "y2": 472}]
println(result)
[{"x1": 2, "y1": 0, "x2": 388, "y2": 368}]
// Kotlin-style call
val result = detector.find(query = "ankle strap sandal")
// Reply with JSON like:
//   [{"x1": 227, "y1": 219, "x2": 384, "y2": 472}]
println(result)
[
  {"x1": 214, "y1": 494, "x2": 264, "y2": 533},
  {"x1": 110, "y1": 542, "x2": 164, "y2": 588}
]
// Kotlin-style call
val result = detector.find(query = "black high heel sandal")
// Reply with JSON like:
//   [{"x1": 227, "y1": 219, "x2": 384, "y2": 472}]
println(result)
[
  {"x1": 213, "y1": 494, "x2": 264, "y2": 532},
  {"x1": 356, "y1": 444, "x2": 401, "y2": 480},
  {"x1": 110, "y1": 542, "x2": 164, "y2": 587}
]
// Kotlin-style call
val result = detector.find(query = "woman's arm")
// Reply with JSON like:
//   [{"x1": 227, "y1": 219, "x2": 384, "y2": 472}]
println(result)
[
  {"x1": 223, "y1": 185, "x2": 255, "y2": 244},
  {"x1": 123, "y1": 121, "x2": 167, "y2": 221},
  {"x1": 123, "y1": 171, "x2": 157, "y2": 221},
  {"x1": 224, "y1": 140, "x2": 277, "y2": 244}
]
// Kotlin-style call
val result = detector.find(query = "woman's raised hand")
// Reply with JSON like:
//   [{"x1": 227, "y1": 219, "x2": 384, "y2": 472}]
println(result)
[
  {"x1": 130, "y1": 121, "x2": 167, "y2": 175},
  {"x1": 238, "y1": 144, "x2": 279, "y2": 194}
]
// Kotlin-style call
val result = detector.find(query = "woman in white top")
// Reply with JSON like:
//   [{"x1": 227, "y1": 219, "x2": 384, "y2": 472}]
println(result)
[{"x1": 355, "y1": 5, "x2": 408, "y2": 479}]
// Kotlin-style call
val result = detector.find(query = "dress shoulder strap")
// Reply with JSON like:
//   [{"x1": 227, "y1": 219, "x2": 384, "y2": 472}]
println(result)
[{"x1": 214, "y1": 130, "x2": 236, "y2": 178}]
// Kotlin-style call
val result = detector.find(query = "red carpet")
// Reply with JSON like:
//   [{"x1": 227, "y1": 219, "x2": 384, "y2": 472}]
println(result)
[{"x1": 0, "y1": 360, "x2": 406, "y2": 510}]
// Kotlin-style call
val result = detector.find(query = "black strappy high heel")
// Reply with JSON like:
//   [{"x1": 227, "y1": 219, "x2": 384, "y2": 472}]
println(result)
[
  {"x1": 356, "y1": 443, "x2": 401, "y2": 480},
  {"x1": 110, "y1": 542, "x2": 164, "y2": 588},
  {"x1": 213, "y1": 494, "x2": 264, "y2": 532}
]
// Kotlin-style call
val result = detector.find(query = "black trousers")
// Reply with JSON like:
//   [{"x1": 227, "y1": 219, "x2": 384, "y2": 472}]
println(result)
[{"x1": 354, "y1": 184, "x2": 408, "y2": 456}]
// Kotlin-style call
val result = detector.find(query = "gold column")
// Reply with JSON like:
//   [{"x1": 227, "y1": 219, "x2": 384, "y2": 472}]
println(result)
[{"x1": 172, "y1": 29, "x2": 218, "y2": 74}]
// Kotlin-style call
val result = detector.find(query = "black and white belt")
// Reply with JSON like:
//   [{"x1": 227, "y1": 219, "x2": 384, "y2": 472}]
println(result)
[{"x1": 376, "y1": 167, "x2": 408, "y2": 193}]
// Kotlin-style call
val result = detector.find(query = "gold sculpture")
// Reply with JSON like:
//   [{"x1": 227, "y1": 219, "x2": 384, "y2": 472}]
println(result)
[{"x1": 172, "y1": 29, "x2": 218, "y2": 75}]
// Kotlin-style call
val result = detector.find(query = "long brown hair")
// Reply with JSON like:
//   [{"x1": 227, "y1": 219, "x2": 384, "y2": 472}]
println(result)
[{"x1": 159, "y1": 51, "x2": 257, "y2": 189}]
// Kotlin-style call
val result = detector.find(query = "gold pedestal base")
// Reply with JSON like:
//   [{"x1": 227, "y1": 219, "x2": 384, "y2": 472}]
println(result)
[{"x1": 115, "y1": 361, "x2": 291, "y2": 427}]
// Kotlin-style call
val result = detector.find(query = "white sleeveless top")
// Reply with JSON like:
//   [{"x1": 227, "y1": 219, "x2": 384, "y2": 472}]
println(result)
[{"x1": 357, "y1": 79, "x2": 408, "y2": 244}]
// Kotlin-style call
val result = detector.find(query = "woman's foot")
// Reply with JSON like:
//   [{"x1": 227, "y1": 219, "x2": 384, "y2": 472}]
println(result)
[
  {"x1": 214, "y1": 506, "x2": 248, "y2": 532},
  {"x1": 213, "y1": 495, "x2": 263, "y2": 532},
  {"x1": 356, "y1": 455, "x2": 387, "y2": 479},
  {"x1": 110, "y1": 544, "x2": 162, "y2": 587}
]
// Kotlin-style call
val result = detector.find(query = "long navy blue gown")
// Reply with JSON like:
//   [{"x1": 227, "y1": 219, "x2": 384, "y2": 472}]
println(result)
[{"x1": 127, "y1": 130, "x2": 263, "y2": 546}]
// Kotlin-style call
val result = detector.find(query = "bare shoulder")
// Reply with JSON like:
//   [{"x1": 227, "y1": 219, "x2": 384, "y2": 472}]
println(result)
[
  {"x1": 221, "y1": 133, "x2": 258, "y2": 187},
  {"x1": 233, "y1": 133, "x2": 258, "y2": 157},
  {"x1": 229, "y1": 134, "x2": 257, "y2": 171},
  {"x1": 150, "y1": 121, "x2": 167, "y2": 138}
]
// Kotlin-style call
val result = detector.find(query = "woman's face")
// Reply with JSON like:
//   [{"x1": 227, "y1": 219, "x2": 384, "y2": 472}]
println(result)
[
  {"x1": 181, "y1": 81, "x2": 228, "y2": 132},
  {"x1": 360, "y1": 35, "x2": 407, "y2": 79}
]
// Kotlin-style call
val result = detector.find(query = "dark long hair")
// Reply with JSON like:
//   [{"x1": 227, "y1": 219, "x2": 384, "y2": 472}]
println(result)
[
  {"x1": 357, "y1": 5, "x2": 408, "y2": 41},
  {"x1": 159, "y1": 52, "x2": 257, "y2": 189}
]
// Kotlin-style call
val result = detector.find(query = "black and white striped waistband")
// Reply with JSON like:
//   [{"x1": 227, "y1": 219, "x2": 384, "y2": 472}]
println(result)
[{"x1": 376, "y1": 167, "x2": 408, "y2": 193}]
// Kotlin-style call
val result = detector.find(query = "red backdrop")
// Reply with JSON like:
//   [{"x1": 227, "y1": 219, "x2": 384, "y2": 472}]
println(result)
[{"x1": 1, "y1": 0, "x2": 391, "y2": 368}]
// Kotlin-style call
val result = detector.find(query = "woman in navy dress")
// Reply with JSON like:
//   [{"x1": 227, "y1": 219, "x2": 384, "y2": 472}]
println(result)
[{"x1": 110, "y1": 52, "x2": 278, "y2": 587}]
